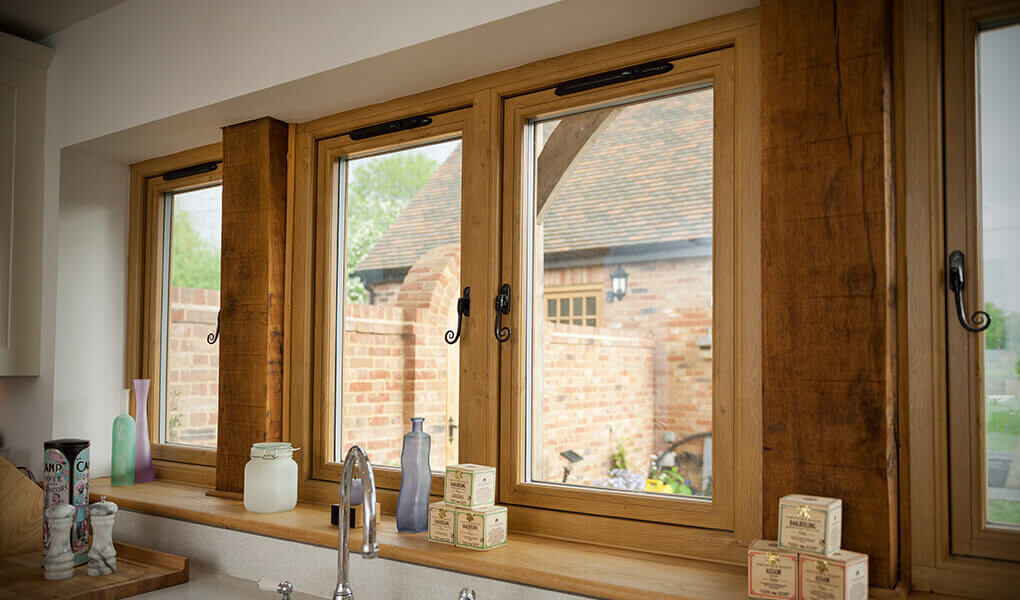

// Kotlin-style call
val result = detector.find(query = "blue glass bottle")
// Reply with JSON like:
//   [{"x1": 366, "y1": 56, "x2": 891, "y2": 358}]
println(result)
[{"x1": 396, "y1": 417, "x2": 430, "y2": 532}]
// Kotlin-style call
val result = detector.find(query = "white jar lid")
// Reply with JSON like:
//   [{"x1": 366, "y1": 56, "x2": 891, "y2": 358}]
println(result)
[{"x1": 250, "y1": 442, "x2": 297, "y2": 460}]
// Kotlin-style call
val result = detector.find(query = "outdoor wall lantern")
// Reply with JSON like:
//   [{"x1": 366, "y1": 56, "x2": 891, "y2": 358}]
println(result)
[
  {"x1": 606, "y1": 264, "x2": 629, "y2": 303},
  {"x1": 695, "y1": 329, "x2": 712, "y2": 360}
]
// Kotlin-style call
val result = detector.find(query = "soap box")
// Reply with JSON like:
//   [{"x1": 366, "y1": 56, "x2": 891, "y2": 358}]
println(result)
[
  {"x1": 778, "y1": 494, "x2": 842, "y2": 556},
  {"x1": 799, "y1": 549, "x2": 868, "y2": 600},
  {"x1": 454, "y1": 504, "x2": 508, "y2": 551},
  {"x1": 427, "y1": 501, "x2": 457, "y2": 545},
  {"x1": 444, "y1": 464, "x2": 496, "y2": 508},
  {"x1": 747, "y1": 539, "x2": 799, "y2": 600}
]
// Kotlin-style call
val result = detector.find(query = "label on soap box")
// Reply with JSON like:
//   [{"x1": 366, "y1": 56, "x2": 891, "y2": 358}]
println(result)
[
  {"x1": 799, "y1": 550, "x2": 868, "y2": 600},
  {"x1": 747, "y1": 540, "x2": 798, "y2": 600},
  {"x1": 428, "y1": 502, "x2": 456, "y2": 545}
]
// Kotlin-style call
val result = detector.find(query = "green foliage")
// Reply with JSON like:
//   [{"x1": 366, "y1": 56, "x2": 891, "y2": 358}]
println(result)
[
  {"x1": 987, "y1": 409, "x2": 1020, "y2": 437},
  {"x1": 985, "y1": 302, "x2": 1008, "y2": 350},
  {"x1": 610, "y1": 441, "x2": 628, "y2": 471},
  {"x1": 988, "y1": 500, "x2": 1020, "y2": 527},
  {"x1": 171, "y1": 212, "x2": 220, "y2": 290},
  {"x1": 344, "y1": 152, "x2": 438, "y2": 303},
  {"x1": 657, "y1": 466, "x2": 693, "y2": 495}
]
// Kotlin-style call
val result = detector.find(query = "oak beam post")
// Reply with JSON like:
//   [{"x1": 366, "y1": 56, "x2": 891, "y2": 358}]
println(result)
[
  {"x1": 216, "y1": 117, "x2": 289, "y2": 493},
  {"x1": 761, "y1": 0, "x2": 898, "y2": 588}
]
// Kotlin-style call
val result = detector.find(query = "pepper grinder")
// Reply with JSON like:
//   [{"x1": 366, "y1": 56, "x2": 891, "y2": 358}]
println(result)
[
  {"x1": 43, "y1": 504, "x2": 76, "y2": 580},
  {"x1": 87, "y1": 497, "x2": 118, "y2": 576}
]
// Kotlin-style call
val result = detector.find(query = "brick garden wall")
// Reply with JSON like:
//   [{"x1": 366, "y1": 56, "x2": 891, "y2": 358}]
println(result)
[
  {"x1": 166, "y1": 286, "x2": 220, "y2": 446},
  {"x1": 167, "y1": 248, "x2": 712, "y2": 486},
  {"x1": 538, "y1": 324, "x2": 655, "y2": 484}
]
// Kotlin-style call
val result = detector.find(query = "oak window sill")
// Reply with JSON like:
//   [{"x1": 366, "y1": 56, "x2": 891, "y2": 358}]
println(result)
[{"x1": 90, "y1": 477, "x2": 748, "y2": 600}]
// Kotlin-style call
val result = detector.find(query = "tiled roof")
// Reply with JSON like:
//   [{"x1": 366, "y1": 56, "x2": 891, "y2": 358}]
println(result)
[{"x1": 355, "y1": 88, "x2": 712, "y2": 273}]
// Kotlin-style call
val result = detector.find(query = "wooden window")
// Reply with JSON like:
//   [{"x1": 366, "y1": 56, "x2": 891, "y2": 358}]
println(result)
[
  {"x1": 498, "y1": 47, "x2": 759, "y2": 535},
  {"x1": 545, "y1": 285, "x2": 602, "y2": 327},
  {"x1": 127, "y1": 145, "x2": 222, "y2": 472},
  {"x1": 944, "y1": 0, "x2": 1020, "y2": 562},
  {"x1": 305, "y1": 107, "x2": 478, "y2": 497}
]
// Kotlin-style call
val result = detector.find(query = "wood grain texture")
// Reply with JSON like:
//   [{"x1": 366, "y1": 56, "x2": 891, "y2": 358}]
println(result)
[
  {"x1": 0, "y1": 456, "x2": 41, "y2": 557},
  {"x1": 0, "y1": 542, "x2": 187, "y2": 600},
  {"x1": 216, "y1": 117, "x2": 289, "y2": 492},
  {"x1": 761, "y1": 0, "x2": 898, "y2": 588}
]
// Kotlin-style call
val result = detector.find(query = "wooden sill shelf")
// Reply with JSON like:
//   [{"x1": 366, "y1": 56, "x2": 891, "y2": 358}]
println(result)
[{"x1": 90, "y1": 478, "x2": 746, "y2": 600}]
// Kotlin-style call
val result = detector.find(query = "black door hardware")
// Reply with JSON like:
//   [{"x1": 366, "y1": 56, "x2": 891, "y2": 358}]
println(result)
[
  {"x1": 445, "y1": 287, "x2": 470, "y2": 344},
  {"x1": 948, "y1": 250, "x2": 991, "y2": 333},
  {"x1": 494, "y1": 284, "x2": 512, "y2": 343},
  {"x1": 448, "y1": 417, "x2": 459, "y2": 443}
]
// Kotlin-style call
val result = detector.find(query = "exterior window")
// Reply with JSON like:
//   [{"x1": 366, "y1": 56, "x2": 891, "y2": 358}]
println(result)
[
  {"x1": 499, "y1": 47, "x2": 750, "y2": 530},
  {"x1": 526, "y1": 89, "x2": 714, "y2": 497},
  {"x1": 333, "y1": 137, "x2": 463, "y2": 472},
  {"x1": 160, "y1": 185, "x2": 222, "y2": 448},
  {"x1": 945, "y1": 5, "x2": 1020, "y2": 560},
  {"x1": 545, "y1": 285, "x2": 602, "y2": 326}
]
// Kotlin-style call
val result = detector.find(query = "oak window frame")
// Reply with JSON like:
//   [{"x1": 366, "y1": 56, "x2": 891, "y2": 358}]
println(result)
[
  {"x1": 308, "y1": 107, "x2": 474, "y2": 497},
  {"x1": 126, "y1": 144, "x2": 223, "y2": 478},
  {"x1": 289, "y1": 10, "x2": 761, "y2": 560},
  {"x1": 900, "y1": 0, "x2": 1020, "y2": 596},
  {"x1": 498, "y1": 48, "x2": 750, "y2": 530}
]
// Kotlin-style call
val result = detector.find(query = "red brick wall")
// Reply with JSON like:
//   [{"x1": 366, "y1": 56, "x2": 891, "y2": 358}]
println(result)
[
  {"x1": 537, "y1": 324, "x2": 655, "y2": 484},
  {"x1": 166, "y1": 286, "x2": 220, "y2": 446},
  {"x1": 339, "y1": 244, "x2": 461, "y2": 471},
  {"x1": 545, "y1": 255, "x2": 714, "y2": 447}
]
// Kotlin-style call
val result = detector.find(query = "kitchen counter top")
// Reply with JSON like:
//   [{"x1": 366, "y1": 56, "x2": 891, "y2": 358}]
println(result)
[{"x1": 135, "y1": 567, "x2": 321, "y2": 600}]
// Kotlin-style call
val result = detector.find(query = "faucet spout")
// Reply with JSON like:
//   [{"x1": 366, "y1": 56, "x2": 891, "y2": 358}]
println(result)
[{"x1": 333, "y1": 446, "x2": 378, "y2": 600}]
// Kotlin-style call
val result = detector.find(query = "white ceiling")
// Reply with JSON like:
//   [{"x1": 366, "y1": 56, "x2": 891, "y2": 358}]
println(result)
[{"x1": 0, "y1": 0, "x2": 128, "y2": 41}]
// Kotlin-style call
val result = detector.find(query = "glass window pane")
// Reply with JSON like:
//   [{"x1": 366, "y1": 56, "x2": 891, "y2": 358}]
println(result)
[
  {"x1": 548, "y1": 299, "x2": 557, "y2": 317},
  {"x1": 527, "y1": 87, "x2": 714, "y2": 498},
  {"x1": 979, "y1": 24, "x2": 1020, "y2": 528},
  {"x1": 560, "y1": 298, "x2": 569, "y2": 316},
  {"x1": 336, "y1": 138, "x2": 462, "y2": 472},
  {"x1": 163, "y1": 185, "x2": 222, "y2": 448}
]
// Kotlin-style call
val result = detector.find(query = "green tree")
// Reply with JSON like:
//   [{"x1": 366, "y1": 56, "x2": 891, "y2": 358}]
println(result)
[
  {"x1": 986, "y1": 302, "x2": 1007, "y2": 350},
  {"x1": 344, "y1": 152, "x2": 438, "y2": 302},
  {"x1": 171, "y1": 212, "x2": 220, "y2": 290}
]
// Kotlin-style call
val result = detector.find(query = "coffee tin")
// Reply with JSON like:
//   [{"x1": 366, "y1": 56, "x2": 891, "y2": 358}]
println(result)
[{"x1": 43, "y1": 439, "x2": 90, "y2": 567}]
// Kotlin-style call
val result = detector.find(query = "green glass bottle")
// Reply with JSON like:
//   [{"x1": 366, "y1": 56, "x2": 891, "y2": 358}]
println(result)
[{"x1": 111, "y1": 389, "x2": 135, "y2": 486}]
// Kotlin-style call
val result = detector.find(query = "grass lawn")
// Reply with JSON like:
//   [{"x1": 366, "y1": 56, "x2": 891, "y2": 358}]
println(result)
[{"x1": 988, "y1": 499, "x2": 1020, "y2": 527}]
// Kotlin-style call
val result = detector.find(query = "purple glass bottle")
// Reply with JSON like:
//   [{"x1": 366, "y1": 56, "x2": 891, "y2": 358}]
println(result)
[{"x1": 396, "y1": 417, "x2": 430, "y2": 533}]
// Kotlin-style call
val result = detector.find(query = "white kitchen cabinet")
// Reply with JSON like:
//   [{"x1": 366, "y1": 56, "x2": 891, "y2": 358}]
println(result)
[{"x1": 0, "y1": 32, "x2": 52, "y2": 375}]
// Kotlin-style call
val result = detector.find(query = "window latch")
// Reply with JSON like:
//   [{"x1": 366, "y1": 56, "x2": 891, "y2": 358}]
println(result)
[
  {"x1": 445, "y1": 287, "x2": 470, "y2": 344},
  {"x1": 948, "y1": 250, "x2": 991, "y2": 333},
  {"x1": 207, "y1": 311, "x2": 220, "y2": 344},
  {"x1": 494, "y1": 284, "x2": 511, "y2": 343}
]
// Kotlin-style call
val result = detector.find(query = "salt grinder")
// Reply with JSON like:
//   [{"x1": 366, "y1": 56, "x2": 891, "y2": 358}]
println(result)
[
  {"x1": 87, "y1": 497, "x2": 118, "y2": 576},
  {"x1": 42, "y1": 504, "x2": 75, "y2": 580}
]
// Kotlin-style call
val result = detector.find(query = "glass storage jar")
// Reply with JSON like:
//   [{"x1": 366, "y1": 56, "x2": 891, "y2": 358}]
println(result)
[{"x1": 243, "y1": 442, "x2": 298, "y2": 513}]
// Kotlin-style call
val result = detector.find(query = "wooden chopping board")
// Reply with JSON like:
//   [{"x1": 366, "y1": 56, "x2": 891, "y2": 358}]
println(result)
[
  {"x1": 0, "y1": 542, "x2": 188, "y2": 600},
  {"x1": 0, "y1": 454, "x2": 43, "y2": 557}
]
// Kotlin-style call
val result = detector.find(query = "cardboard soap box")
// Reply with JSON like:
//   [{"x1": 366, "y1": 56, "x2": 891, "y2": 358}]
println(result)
[
  {"x1": 454, "y1": 504, "x2": 508, "y2": 551},
  {"x1": 778, "y1": 493, "x2": 842, "y2": 556},
  {"x1": 747, "y1": 539, "x2": 799, "y2": 600},
  {"x1": 444, "y1": 464, "x2": 496, "y2": 508},
  {"x1": 427, "y1": 501, "x2": 457, "y2": 545},
  {"x1": 799, "y1": 549, "x2": 868, "y2": 600}
]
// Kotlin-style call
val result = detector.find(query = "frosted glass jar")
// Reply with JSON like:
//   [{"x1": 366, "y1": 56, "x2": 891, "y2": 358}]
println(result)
[{"x1": 243, "y1": 443, "x2": 298, "y2": 513}]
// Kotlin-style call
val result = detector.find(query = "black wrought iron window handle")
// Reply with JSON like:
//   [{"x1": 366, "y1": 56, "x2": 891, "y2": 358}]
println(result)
[
  {"x1": 494, "y1": 284, "x2": 511, "y2": 343},
  {"x1": 948, "y1": 250, "x2": 991, "y2": 333},
  {"x1": 445, "y1": 287, "x2": 470, "y2": 344},
  {"x1": 207, "y1": 312, "x2": 220, "y2": 344}
]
